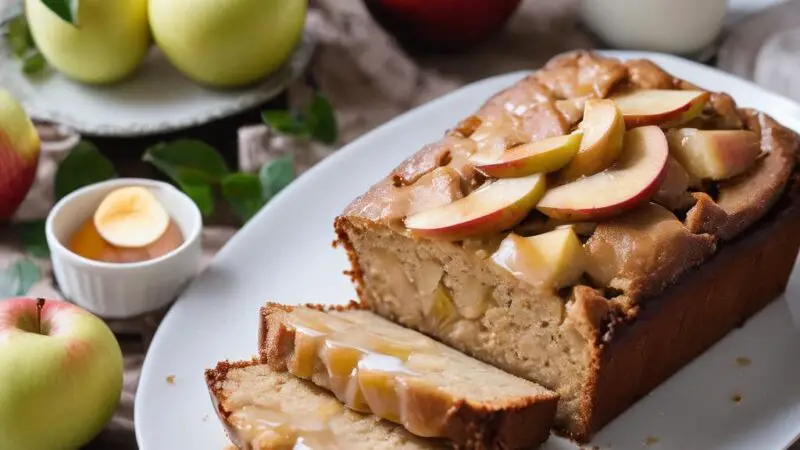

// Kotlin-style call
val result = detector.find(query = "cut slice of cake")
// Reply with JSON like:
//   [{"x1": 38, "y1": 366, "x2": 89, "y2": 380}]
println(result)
[
  {"x1": 258, "y1": 303, "x2": 558, "y2": 450},
  {"x1": 205, "y1": 360, "x2": 447, "y2": 449}
]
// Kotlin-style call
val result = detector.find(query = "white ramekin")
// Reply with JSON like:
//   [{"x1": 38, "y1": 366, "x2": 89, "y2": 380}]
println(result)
[{"x1": 46, "y1": 178, "x2": 203, "y2": 319}]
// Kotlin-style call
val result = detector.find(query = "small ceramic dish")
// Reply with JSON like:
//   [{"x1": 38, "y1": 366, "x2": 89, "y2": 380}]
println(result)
[{"x1": 46, "y1": 178, "x2": 203, "y2": 319}]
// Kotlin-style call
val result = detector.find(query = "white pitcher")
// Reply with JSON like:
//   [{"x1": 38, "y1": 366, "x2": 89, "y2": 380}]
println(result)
[{"x1": 580, "y1": 0, "x2": 728, "y2": 55}]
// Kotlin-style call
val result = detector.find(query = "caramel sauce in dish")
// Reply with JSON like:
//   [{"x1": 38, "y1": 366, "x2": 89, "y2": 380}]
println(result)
[
  {"x1": 67, "y1": 187, "x2": 184, "y2": 263},
  {"x1": 286, "y1": 309, "x2": 447, "y2": 437}
]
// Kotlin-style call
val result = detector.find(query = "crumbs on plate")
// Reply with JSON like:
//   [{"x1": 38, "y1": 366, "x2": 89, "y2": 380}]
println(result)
[
  {"x1": 735, "y1": 356, "x2": 751, "y2": 367},
  {"x1": 731, "y1": 393, "x2": 743, "y2": 404},
  {"x1": 166, "y1": 375, "x2": 176, "y2": 384},
  {"x1": 644, "y1": 436, "x2": 660, "y2": 446}
]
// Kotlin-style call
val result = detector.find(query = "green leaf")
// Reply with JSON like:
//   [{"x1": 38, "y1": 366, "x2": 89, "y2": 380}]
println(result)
[
  {"x1": 143, "y1": 140, "x2": 230, "y2": 184},
  {"x1": 22, "y1": 52, "x2": 46, "y2": 75},
  {"x1": 261, "y1": 110, "x2": 310, "y2": 137},
  {"x1": 179, "y1": 182, "x2": 215, "y2": 217},
  {"x1": 259, "y1": 155, "x2": 294, "y2": 201},
  {"x1": 0, "y1": 259, "x2": 41, "y2": 298},
  {"x1": 6, "y1": 15, "x2": 31, "y2": 58},
  {"x1": 16, "y1": 220, "x2": 49, "y2": 258},
  {"x1": 41, "y1": 0, "x2": 79, "y2": 25},
  {"x1": 142, "y1": 140, "x2": 230, "y2": 218},
  {"x1": 54, "y1": 141, "x2": 117, "y2": 201},
  {"x1": 221, "y1": 173, "x2": 265, "y2": 223},
  {"x1": 306, "y1": 93, "x2": 338, "y2": 144}
]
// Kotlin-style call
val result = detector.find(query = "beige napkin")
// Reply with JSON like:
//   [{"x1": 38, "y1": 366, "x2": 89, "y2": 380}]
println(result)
[{"x1": 718, "y1": 0, "x2": 800, "y2": 102}]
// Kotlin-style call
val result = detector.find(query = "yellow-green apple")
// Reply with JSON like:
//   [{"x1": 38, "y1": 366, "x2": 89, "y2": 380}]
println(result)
[
  {"x1": 405, "y1": 173, "x2": 546, "y2": 240},
  {"x1": 473, "y1": 132, "x2": 582, "y2": 178},
  {"x1": 537, "y1": 126, "x2": 669, "y2": 221},
  {"x1": 25, "y1": 0, "x2": 150, "y2": 84},
  {"x1": 149, "y1": 0, "x2": 307, "y2": 87},
  {"x1": 666, "y1": 128, "x2": 760, "y2": 180},
  {"x1": 0, "y1": 90, "x2": 40, "y2": 221},
  {"x1": 559, "y1": 99, "x2": 625, "y2": 181},
  {"x1": 611, "y1": 89, "x2": 710, "y2": 128},
  {"x1": 0, "y1": 298, "x2": 123, "y2": 450},
  {"x1": 491, "y1": 227, "x2": 585, "y2": 289}
]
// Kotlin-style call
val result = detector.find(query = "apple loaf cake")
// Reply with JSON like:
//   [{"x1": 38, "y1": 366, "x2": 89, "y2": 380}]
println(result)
[
  {"x1": 205, "y1": 360, "x2": 448, "y2": 449},
  {"x1": 334, "y1": 51, "x2": 800, "y2": 441},
  {"x1": 258, "y1": 303, "x2": 557, "y2": 449}
]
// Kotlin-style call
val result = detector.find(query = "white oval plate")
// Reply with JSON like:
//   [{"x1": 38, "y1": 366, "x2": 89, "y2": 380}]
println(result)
[
  {"x1": 135, "y1": 51, "x2": 800, "y2": 450},
  {"x1": 0, "y1": 26, "x2": 315, "y2": 137}
]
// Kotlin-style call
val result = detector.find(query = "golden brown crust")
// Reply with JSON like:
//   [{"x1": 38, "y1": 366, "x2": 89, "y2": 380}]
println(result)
[
  {"x1": 575, "y1": 177, "x2": 800, "y2": 440},
  {"x1": 258, "y1": 303, "x2": 557, "y2": 450}
]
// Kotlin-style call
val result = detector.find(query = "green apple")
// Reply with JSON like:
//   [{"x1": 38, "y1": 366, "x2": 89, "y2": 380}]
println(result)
[
  {"x1": 0, "y1": 90, "x2": 40, "y2": 221},
  {"x1": 25, "y1": 0, "x2": 150, "y2": 84},
  {"x1": 0, "y1": 298, "x2": 123, "y2": 450},
  {"x1": 149, "y1": 0, "x2": 308, "y2": 87}
]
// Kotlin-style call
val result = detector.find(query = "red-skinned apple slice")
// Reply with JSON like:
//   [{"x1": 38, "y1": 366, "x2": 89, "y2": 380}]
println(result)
[
  {"x1": 611, "y1": 89, "x2": 710, "y2": 128},
  {"x1": 666, "y1": 128, "x2": 760, "y2": 180},
  {"x1": 537, "y1": 126, "x2": 669, "y2": 221},
  {"x1": 472, "y1": 132, "x2": 582, "y2": 178},
  {"x1": 559, "y1": 99, "x2": 625, "y2": 181},
  {"x1": 405, "y1": 173, "x2": 546, "y2": 240}
]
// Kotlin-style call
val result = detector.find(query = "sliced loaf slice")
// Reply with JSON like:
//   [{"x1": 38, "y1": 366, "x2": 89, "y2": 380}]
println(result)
[
  {"x1": 205, "y1": 360, "x2": 446, "y2": 450},
  {"x1": 258, "y1": 303, "x2": 558, "y2": 450}
]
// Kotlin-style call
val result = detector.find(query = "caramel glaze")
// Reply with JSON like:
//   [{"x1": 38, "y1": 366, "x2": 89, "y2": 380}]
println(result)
[{"x1": 285, "y1": 308, "x2": 448, "y2": 438}]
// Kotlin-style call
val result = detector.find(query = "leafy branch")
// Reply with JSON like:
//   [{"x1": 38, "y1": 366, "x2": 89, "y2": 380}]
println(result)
[
  {"x1": 262, "y1": 93, "x2": 338, "y2": 145},
  {"x1": 143, "y1": 140, "x2": 295, "y2": 223},
  {"x1": 145, "y1": 91, "x2": 338, "y2": 223}
]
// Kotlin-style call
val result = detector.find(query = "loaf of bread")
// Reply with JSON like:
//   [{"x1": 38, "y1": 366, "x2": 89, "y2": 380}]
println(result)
[
  {"x1": 258, "y1": 303, "x2": 557, "y2": 449},
  {"x1": 334, "y1": 51, "x2": 800, "y2": 441},
  {"x1": 205, "y1": 360, "x2": 447, "y2": 449}
]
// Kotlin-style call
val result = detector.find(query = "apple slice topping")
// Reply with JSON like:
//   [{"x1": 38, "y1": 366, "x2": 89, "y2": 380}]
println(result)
[
  {"x1": 611, "y1": 89, "x2": 710, "y2": 128},
  {"x1": 653, "y1": 156, "x2": 694, "y2": 211},
  {"x1": 537, "y1": 126, "x2": 669, "y2": 221},
  {"x1": 491, "y1": 227, "x2": 586, "y2": 290},
  {"x1": 559, "y1": 99, "x2": 625, "y2": 181},
  {"x1": 472, "y1": 132, "x2": 582, "y2": 178},
  {"x1": 666, "y1": 129, "x2": 760, "y2": 181},
  {"x1": 405, "y1": 173, "x2": 546, "y2": 240},
  {"x1": 94, "y1": 187, "x2": 170, "y2": 248}
]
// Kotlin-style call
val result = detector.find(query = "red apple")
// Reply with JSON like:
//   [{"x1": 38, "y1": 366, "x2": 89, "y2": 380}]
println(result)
[
  {"x1": 405, "y1": 173, "x2": 546, "y2": 240},
  {"x1": 363, "y1": 0, "x2": 522, "y2": 52},
  {"x1": 0, "y1": 298, "x2": 123, "y2": 449},
  {"x1": 473, "y1": 132, "x2": 582, "y2": 178},
  {"x1": 537, "y1": 126, "x2": 669, "y2": 221},
  {"x1": 0, "y1": 89, "x2": 40, "y2": 221},
  {"x1": 666, "y1": 128, "x2": 760, "y2": 180},
  {"x1": 611, "y1": 89, "x2": 710, "y2": 128},
  {"x1": 559, "y1": 99, "x2": 626, "y2": 181}
]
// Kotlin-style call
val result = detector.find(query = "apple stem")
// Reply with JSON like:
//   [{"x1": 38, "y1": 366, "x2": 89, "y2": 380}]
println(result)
[{"x1": 36, "y1": 298, "x2": 45, "y2": 335}]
